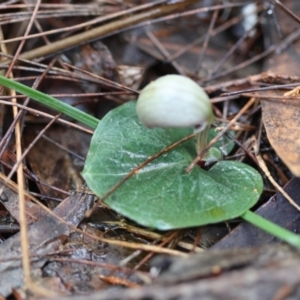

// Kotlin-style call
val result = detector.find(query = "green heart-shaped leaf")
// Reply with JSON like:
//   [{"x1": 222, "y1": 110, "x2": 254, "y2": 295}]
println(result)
[{"x1": 82, "y1": 101, "x2": 263, "y2": 230}]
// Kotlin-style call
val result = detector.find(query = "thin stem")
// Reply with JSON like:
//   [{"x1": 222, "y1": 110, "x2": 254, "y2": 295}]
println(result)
[
  {"x1": 241, "y1": 210, "x2": 300, "y2": 247},
  {"x1": 195, "y1": 125, "x2": 209, "y2": 154},
  {"x1": 187, "y1": 97, "x2": 256, "y2": 172}
]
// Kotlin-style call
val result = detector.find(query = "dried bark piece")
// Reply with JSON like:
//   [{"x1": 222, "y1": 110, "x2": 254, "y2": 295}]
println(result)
[
  {"x1": 53, "y1": 244, "x2": 300, "y2": 300},
  {"x1": 0, "y1": 193, "x2": 94, "y2": 297}
]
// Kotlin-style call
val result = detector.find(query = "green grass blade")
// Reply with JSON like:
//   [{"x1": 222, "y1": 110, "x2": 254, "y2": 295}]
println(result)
[
  {"x1": 241, "y1": 210, "x2": 300, "y2": 247},
  {"x1": 0, "y1": 75, "x2": 99, "y2": 129}
]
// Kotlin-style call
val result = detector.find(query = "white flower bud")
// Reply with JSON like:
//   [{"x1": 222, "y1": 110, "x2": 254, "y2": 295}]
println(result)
[{"x1": 136, "y1": 75, "x2": 214, "y2": 130}]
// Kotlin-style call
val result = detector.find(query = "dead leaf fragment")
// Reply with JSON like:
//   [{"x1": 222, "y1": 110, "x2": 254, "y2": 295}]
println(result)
[
  {"x1": 260, "y1": 88, "x2": 300, "y2": 176},
  {"x1": 260, "y1": 1, "x2": 300, "y2": 176}
]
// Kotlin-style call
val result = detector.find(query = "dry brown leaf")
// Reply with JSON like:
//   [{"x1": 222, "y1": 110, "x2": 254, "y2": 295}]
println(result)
[
  {"x1": 260, "y1": 0, "x2": 300, "y2": 176},
  {"x1": 24, "y1": 125, "x2": 89, "y2": 202},
  {"x1": 261, "y1": 50, "x2": 300, "y2": 176}
]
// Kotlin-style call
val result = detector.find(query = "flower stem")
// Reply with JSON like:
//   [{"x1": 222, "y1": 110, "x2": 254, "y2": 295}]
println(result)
[
  {"x1": 195, "y1": 125, "x2": 210, "y2": 154},
  {"x1": 241, "y1": 210, "x2": 300, "y2": 247}
]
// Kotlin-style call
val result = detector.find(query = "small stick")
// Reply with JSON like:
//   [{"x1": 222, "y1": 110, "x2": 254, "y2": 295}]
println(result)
[
  {"x1": 85, "y1": 132, "x2": 196, "y2": 218},
  {"x1": 252, "y1": 136, "x2": 300, "y2": 212}
]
